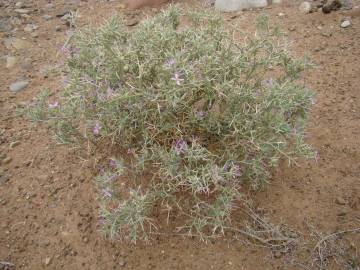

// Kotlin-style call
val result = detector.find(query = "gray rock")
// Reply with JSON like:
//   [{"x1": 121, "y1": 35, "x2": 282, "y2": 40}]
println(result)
[
  {"x1": 6, "y1": 56, "x2": 17, "y2": 69},
  {"x1": 335, "y1": 196, "x2": 346, "y2": 205},
  {"x1": 14, "y1": 8, "x2": 30, "y2": 14},
  {"x1": 9, "y1": 81, "x2": 29, "y2": 92},
  {"x1": 215, "y1": 0, "x2": 267, "y2": 11},
  {"x1": 0, "y1": 19, "x2": 12, "y2": 32},
  {"x1": 342, "y1": 0, "x2": 353, "y2": 10},
  {"x1": 24, "y1": 24, "x2": 38, "y2": 32},
  {"x1": 31, "y1": 32, "x2": 39, "y2": 38},
  {"x1": 21, "y1": 58, "x2": 33, "y2": 70},
  {"x1": 15, "y1": 2, "x2": 25, "y2": 8},
  {"x1": 43, "y1": 14, "x2": 53, "y2": 21},
  {"x1": 299, "y1": 1, "x2": 311, "y2": 14},
  {"x1": 341, "y1": 20, "x2": 351, "y2": 28},
  {"x1": 10, "y1": 38, "x2": 31, "y2": 50}
]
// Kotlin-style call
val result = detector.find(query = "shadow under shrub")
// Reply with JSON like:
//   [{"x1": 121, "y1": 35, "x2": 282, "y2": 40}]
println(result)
[{"x1": 53, "y1": 7, "x2": 315, "y2": 242}]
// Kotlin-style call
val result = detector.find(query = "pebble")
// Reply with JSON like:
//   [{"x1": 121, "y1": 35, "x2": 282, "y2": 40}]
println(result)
[
  {"x1": 0, "y1": 19, "x2": 12, "y2": 32},
  {"x1": 2, "y1": 157, "x2": 12, "y2": 165},
  {"x1": 9, "y1": 81, "x2": 29, "y2": 92},
  {"x1": 6, "y1": 56, "x2": 17, "y2": 69},
  {"x1": 215, "y1": 0, "x2": 268, "y2": 12},
  {"x1": 11, "y1": 38, "x2": 31, "y2": 50},
  {"x1": 43, "y1": 14, "x2": 53, "y2": 21},
  {"x1": 55, "y1": 25, "x2": 62, "y2": 32},
  {"x1": 24, "y1": 24, "x2": 38, "y2": 32},
  {"x1": 21, "y1": 58, "x2": 33, "y2": 71},
  {"x1": 341, "y1": 20, "x2": 351, "y2": 28},
  {"x1": 31, "y1": 32, "x2": 39, "y2": 38},
  {"x1": 125, "y1": 18, "x2": 140, "y2": 26},
  {"x1": 14, "y1": 8, "x2": 30, "y2": 14},
  {"x1": 0, "y1": 167, "x2": 4, "y2": 176},
  {"x1": 335, "y1": 196, "x2": 346, "y2": 205},
  {"x1": 44, "y1": 257, "x2": 52, "y2": 266},
  {"x1": 10, "y1": 141, "x2": 20, "y2": 149},
  {"x1": 119, "y1": 260, "x2": 126, "y2": 267},
  {"x1": 274, "y1": 251, "x2": 282, "y2": 258},
  {"x1": 299, "y1": 1, "x2": 312, "y2": 14},
  {"x1": 15, "y1": 2, "x2": 25, "y2": 8}
]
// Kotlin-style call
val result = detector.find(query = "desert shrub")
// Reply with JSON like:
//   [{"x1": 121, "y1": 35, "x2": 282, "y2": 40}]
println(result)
[{"x1": 51, "y1": 7, "x2": 314, "y2": 242}]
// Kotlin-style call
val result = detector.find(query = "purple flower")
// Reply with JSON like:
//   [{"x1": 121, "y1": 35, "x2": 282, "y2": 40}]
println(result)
[
  {"x1": 106, "y1": 87, "x2": 114, "y2": 98},
  {"x1": 127, "y1": 148, "x2": 135, "y2": 155},
  {"x1": 173, "y1": 139, "x2": 188, "y2": 155},
  {"x1": 109, "y1": 158, "x2": 117, "y2": 169},
  {"x1": 165, "y1": 58, "x2": 176, "y2": 68},
  {"x1": 93, "y1": 122, "x2": 102, "y2": 136},
  {"x1": 49, "y1": 101, "x2": 59, "y2": 109},
  {"x1": 196, "y1": 111, "x2": 207, "y2": 118},
  {"x1": 315, "y1": 151, "x2": 320, "y2": 163},
  {"x1": 171, "y1": 71, "x2": 184, "y2": 86},
  {"x1": 233, "y1": 165, "x2": 242, "y2": 178},
  {"x1": 102, "y1": 188, "x2": 112, "y2": 198}
]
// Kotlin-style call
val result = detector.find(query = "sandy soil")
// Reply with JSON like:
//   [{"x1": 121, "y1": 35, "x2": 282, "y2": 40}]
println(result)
[{"x1": 1, "y1": 0, "x2": 360, "y2": 269}]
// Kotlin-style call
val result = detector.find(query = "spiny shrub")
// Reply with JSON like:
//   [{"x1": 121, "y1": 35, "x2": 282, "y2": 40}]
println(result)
[{"x1": 51, "y1": 7, "x2": 314, "y2": 242}]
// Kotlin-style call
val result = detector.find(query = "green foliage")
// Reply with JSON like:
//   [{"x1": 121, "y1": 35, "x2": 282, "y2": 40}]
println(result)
[{"x1": 50, "y1": 6, "x2": 315, "y2": 242}]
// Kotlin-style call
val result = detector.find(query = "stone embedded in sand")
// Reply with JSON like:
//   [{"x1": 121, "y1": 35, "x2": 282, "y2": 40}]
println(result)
[
  {"x1": 11, "y1": 38, "x2": 31, "y2": 50},
  {"x1": 9, "y1": 81, "x2": 29, "y2": 93},
  {"x1": 215, "y1": 0, "x2": 268, "y2": 12},
  {"x1": 341, "y1": 19, "x2": 351, "y2": 28},
  {"x1": 6, "y1": 56, "x2": 17, "y2": 69},
  {"x1": 14, "y1": 8, "x2": 30, "y2": 14},
  {"x1": 299, "y1": 1, "x2": 312, "y2": 14}
]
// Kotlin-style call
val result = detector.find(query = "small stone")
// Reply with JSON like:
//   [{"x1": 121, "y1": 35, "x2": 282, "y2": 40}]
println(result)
[
  {"x1": 299, "y1": 2, "x2": 312, "y2": 14},
  {"x1": 10, "y1": 141, "x2": 20, "y2": 149},
  {"x1": 24, "y1": 24, "x2": 38, "y2": 32},
  {"x1": 321, "y1": 31, "x2": 332, "y2": 37},
  {"x1": 9, "y1": 81, "x2": 29, "y2": 92},
  {"x1": 12, "y1": 38, "x2": 31, "y2": 50},
  {"x1": 43, "y1": 14, "x2": 53, "y2": 21},
  {"x1": 0, "y1": 167, "x2": 4, "y2": 176},
  {"x1": 6, "y1": 56, "x2": 17, "y2": 69},
  {"x1": 31, "y1": 32, "x2": 39, "y2": 38},
  {"x1": 274, "y1": 251, "x2": 282, "y2": 258},
  {"x1": 277, "y1": 12, "x2": 285, "y2": 17},
  {"x1": 2, "y1": 157, "x2": 12, "y2": 165},
  {"x1": 119, "y1": 260, "x2": 126, "y2": 267},
  {"x1": 14, "y1": 8, "x2": 30, "y2": 14},
  {"x1": 337, "y1": 211, "x2": 347, "y2": 216},
  {"x1": 15, "y1": 2, "x2": 25, "y2": 8},
  {"x1": 45, "y1": 3, "x2": 54, "y2": 9},
  {"x1": 215, "y1": 0, "x2": 268, "y2": 12},
  {"x1": 44, "y1": 257, "x2": 52, "y2": 266},
  {"x1": 21, "y1": 58, "x2": 33, "y2": 71},
  {"x1": 273, "y1": 0, "x2": 282, "y2": 3},
  {"x1": 83, "y1": 237, "x2": 89, "y2": 243},
  {"x1": 342, "y1": 0, "x2": 353, "y2": 10},
  {"x1": 341, "y1": 20, "x2": 351, "y2": 28},
  {"x1": 125, "y1": 18, "x2": 140, "y2": 26},
  {"x1": 335, "y1": 196, "x2": 346, "y2": 205},
  {"x1": 0, "y1": 19, "x2": 12, "y2": 32},
  {"x1": 55, "y1": 25, "x2": 62, "y2": 32}
]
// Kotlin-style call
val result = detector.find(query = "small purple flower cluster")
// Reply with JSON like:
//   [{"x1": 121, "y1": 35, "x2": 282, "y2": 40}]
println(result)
[
  {"x1": 223, "y1": 161, "x2": 243, "y2": 179},
  {"x1": 93, "y1": 122, "x2": 102, "y2": 136},
  {"x1": 173, "y1": 139, "x2": 188, "y2": 155}
]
